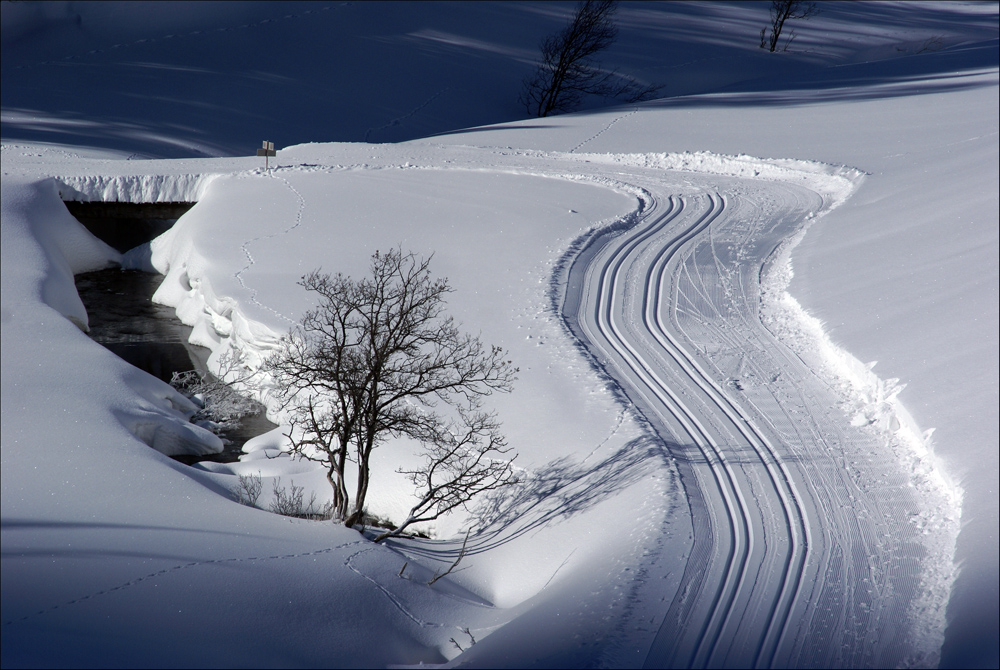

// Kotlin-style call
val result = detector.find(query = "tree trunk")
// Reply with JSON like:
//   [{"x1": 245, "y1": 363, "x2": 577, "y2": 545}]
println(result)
[{"x1": 328, "y1": 460, "x2": 349, "y2": 520}]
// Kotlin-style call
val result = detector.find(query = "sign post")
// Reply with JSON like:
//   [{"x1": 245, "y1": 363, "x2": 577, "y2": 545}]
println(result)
[{"x1": 256, "y1": 140, "x2": 276, "y2": 170}]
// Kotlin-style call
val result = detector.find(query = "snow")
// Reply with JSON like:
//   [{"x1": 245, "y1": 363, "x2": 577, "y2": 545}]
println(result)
[
  {"x1": 3, "y1": 2, "x2": 997, "y2": 668},
  {"x1": 425, "y1": 48, "x2": 998, "y2": 668}
]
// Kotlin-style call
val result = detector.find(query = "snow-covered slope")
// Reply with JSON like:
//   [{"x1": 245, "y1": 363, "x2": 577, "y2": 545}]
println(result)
[
  {"x1": 2, "y1": 2, "x2": 997, "y2": 667},
  {"x1": 3, "y1": 1, "x2": 997, "y2": 156},
  {"x1": 427, "y1": 49, "x2": 999, "y2": 668}
]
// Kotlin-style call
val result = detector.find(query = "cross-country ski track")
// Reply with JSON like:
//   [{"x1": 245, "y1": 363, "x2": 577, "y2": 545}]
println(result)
[{"x1": 555, "y1": 158, "x2": 941, "y2": 668}]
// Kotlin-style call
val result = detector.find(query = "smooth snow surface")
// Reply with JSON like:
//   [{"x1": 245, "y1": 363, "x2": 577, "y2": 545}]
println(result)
[{"x1": 3, "y1": 2, "x2": 997, "y2": 668}]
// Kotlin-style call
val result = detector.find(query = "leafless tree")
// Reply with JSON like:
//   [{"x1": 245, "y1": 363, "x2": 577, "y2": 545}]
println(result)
[
  {"x1": 759, "y1": 0, "x2": 819, "y2": 53},
  {"x1": 266, "y1": 249, "x2": 517, "y2": 527},
  {"x1": 520, "y1": 0, "x2": 660, "y2": 118}
]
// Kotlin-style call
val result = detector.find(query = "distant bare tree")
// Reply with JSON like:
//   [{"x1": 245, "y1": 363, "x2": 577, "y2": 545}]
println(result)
[
  {"x1": 266, "y1": 249, "x2": 517, "y2": 527},
  {"x1": 760, "y1": 0, "x2": 819, "y2": 53},
  {"x1": 521, "y1": 0, "x2": 660, "y2": 117}
]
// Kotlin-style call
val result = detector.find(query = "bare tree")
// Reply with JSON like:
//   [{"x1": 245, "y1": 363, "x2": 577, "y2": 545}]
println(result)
[
  {"x1": 759, "y1": 0, "x2": 818, "y2": 53},
  {"x1": 266, "y1": 249, "x2": 517, "y2": 527},
  {"x1": 521, "y1": 0, "x2": 660, "y2": 118}
]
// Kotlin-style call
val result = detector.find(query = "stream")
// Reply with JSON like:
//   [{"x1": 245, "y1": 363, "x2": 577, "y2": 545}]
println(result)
[{"x1": 68, "y1": 201, "x2": 276, "y2": 464}]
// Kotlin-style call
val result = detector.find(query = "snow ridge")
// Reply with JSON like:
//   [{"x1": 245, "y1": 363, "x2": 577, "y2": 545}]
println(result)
[
  {"x1": 569, "y1": 150, "x2": 863, "y2": 208},
  {"x1": 760, "y1": 265, "x2": 962, "y2": 666},
  {"x1": 55, "y1": 172, "x2": 216, "y2": 203}
]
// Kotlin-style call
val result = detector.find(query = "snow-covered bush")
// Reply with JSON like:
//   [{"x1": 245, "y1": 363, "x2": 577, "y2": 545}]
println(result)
[{"x1": 170, "y1": 349, "x2": 262, "y2": 433}]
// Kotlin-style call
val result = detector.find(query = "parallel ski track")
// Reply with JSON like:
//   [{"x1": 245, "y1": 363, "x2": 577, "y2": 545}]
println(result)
[
  {"x1": 643, "y1": 195, "x2": 810, "y2": 668},
  {"x1": 576, "y1": 193, "x2": 811, "y2": 668}
]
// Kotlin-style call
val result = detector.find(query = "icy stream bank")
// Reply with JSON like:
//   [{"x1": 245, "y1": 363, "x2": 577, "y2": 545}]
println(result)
[{"x1": 62, "y1": 199, "x2": 277, "y2": 463}]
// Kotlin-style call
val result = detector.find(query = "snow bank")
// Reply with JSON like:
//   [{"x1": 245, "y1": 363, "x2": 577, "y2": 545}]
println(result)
[
  {"x1": 570, "y1": 150, "x2": 863, "y2": 208},
  {"x1": 0, "y1": 173, "x2": 223, "y2": 461},
  {"x1": 55, "y1": 172, "x2": 216, "y2": 203},
  {"x1": 761, "y1": 247, "x2": 962, "y2": 661},
  {"x1": 1, "y1": 177, "x2": 119, "y2": 331}
]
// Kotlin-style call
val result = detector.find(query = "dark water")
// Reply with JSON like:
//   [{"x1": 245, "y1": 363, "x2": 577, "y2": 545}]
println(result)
[
  {"x1": 65, "y1": 201, "x2": 194, "y2": 254},
  {"x1": 70, "y1": 202, "x2": 276, "y2": 463},
  {"x1": 75, "y1": 268, "x2": 205, "y2": 382}
]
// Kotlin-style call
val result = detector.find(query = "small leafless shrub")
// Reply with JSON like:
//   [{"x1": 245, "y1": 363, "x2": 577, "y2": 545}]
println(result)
[
  {"x1": 268, "y1": 477, "x2": 336, "y2": 520},
  {"x1": 233, "y1": 471, "x2": 263, "y2": 507},
  {"x1": 450, "y1": 626, "x2": 476, "y2": 653}
]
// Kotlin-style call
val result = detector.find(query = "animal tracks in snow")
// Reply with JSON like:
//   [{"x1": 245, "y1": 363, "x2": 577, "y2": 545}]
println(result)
[{"x1": 232, "y1": 170, "x2": 308, "y2": 326}]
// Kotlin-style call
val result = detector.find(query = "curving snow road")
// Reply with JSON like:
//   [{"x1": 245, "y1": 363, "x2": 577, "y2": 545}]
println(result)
[{"x1": 559, "y1": 171, "x2": 934, "y2": 668}]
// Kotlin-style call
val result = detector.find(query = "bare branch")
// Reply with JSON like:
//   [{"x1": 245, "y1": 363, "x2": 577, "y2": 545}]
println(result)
[
  {"x1": 171, "y1": 348, "x2": 263, "y2": 433},
  {"x1": 427, "y1": 530, "x2": 471, "y2": 586},
  {"x1": 374, "y1": 404, "x2": 517, "y2": 542}
]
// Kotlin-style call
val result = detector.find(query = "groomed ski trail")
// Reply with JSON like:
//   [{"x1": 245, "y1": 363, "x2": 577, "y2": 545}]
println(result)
[{"x1": 558, "y1": 167, "x2": 942, "y2": 667}]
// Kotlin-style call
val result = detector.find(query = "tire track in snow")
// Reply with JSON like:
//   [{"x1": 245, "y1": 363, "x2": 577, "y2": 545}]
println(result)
[
  {"x1": 662, "y1": 188, "x2": 899, "y2": 668},
  {"x1": 637, "y1": 196, "x2": 810, "y2": 668},
  {"x1": 575, "y1": 194, "x2": 794, "y2": 668},
  {"x1": 558, "y1": 167, "x2": 928, "y2": 667}
]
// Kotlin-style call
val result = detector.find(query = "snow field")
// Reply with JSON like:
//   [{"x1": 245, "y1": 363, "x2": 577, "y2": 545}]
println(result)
[
  {"x1": 427, "y1": 61, "x2": 997, "y2": 667},
  {"x1": 39, "y1": 141, "x2": 964, "y2": 664},
  {"x1": 3, "y1": 2, "x2": 996, "y2": 665},
  {"x1": 2, "y1": 130, "x2": 984, "y2": 666}
]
